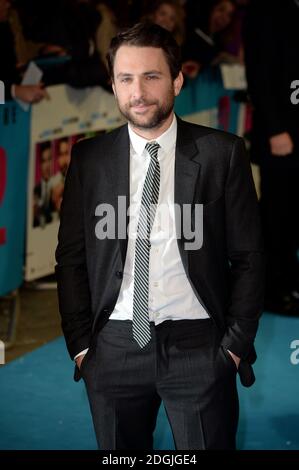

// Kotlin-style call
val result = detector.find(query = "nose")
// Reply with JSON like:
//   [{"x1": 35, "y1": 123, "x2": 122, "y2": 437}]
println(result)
[{"x1": 131, "y1": 78, "x2": 145, "y2": 100}]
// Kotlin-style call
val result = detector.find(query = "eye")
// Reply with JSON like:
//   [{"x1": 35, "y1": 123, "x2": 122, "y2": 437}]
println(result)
[
  {"x1": 120, "y1": 77, "x2": 132, "y2": 84},
  {"x1": 146, "y1": 75, "x2": 159, "y2": 80}
]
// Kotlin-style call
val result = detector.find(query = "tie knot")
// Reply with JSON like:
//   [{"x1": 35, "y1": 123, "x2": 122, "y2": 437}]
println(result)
[{"x1": 145, "y1": 142, "x2": 160, "y2": 160}]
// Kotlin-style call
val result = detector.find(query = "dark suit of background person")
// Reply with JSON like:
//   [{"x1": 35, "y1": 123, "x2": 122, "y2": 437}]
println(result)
[
  {"x1": 0, "y1": 11, "x2": 19, "y2": 101},
  {"x1": 16, "y1": 0, "x2": 110, "y2": 91},
  {"x1": 244, "y1": 0, "x2": 299, "y2": 314},
  {"x1": 0, "y1": 0, "x2": 47, "y2": 104},
  {"x1": 55, "y1": 24, "x2": 264, "y2": 450}
]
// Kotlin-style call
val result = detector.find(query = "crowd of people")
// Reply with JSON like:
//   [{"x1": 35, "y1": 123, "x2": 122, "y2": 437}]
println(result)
[
  {"x1": 1, "y1": 0, "x2": 299, "y2": 315},
  {"x1": 0, "y1": 0, "x2": 247, "y2": 101}
]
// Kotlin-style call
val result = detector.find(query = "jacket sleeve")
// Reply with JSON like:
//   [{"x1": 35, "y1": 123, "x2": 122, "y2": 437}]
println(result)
[
  {"x1": 55, "y1": 142, "x2": 92, "y2": 360},
  {"x1": 220, "y1": 137, "x2": 265, "y2": 359}
]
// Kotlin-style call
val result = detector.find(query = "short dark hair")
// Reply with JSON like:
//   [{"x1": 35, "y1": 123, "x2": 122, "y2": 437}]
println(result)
[
  {"x1": 58, "y1": 137, "x2": 69, "y2": 149},
  {"x1": 107, "y1": 22, "x2": 182, "y2": 81},
  {"x1": 39, "y1": 141, "x2": 51, "y2": 162}
]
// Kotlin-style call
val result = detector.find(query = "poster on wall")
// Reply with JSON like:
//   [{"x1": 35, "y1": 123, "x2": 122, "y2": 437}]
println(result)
[{"x1": 25, "y1": 84, "x2": 124, "y2": 281}]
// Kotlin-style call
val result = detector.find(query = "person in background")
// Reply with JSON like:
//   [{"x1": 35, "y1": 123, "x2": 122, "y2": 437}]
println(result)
[
  {"x1": 220, "y1": 0, "x2": 250, "y2": 64},
  {"x1": 0, "y1": 0, "x2": 48, "y2": 104},
  {"x1": 92, "y1": 1, "x2": 119, "y2": 70},
  {"x1": 244, "y1": 0, "x2": 299, "y2": 314},
  {"x1": 33, "y1": 142, "x2": 55, "y2": 228},
  {"x1": 15, "y1": 0, "x2": 111, "y2": 90},
  {"x1": 142, "y1": 0, "x2": 185, "y2": 45},
  {"x1": 51, "y1": 137, "x2": 71, "y2": 213},
  {"x1": 182, "y1": 0, "x2": 237, "y2": 78}
]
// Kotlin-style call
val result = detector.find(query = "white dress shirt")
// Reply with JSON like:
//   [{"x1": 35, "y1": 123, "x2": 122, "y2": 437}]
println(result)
[
  {"x1": 75, "y1": 114, "x2": 209, "y2": 360},
  {"x1": 110, "y1": 114, "x2": 209, "y2": 323}
]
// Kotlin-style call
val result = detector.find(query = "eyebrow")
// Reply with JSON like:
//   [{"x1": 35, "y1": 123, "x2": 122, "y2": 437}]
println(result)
[{"x1": 116, "y1": 71, "x2": 163, "y2": 79}]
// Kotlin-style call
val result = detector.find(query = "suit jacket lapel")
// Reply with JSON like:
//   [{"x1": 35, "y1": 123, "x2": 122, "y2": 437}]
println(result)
[
  {"x1": 175, "y1": 118, "x2": 202, "y2": 273},
  {"x1": 109, "y1": 119, "x2": 203, "y2": 272},
  {"x1": 107, "y1": 125, "x2": 130, "y2": 268}
]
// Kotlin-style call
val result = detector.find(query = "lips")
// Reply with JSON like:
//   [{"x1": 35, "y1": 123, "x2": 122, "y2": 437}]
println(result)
[
  {"x1": 132, "y1": 105, "x2": 150, "y2": 111},
  {"x1": 130, "y1": 102, "x2": 155, "y2": 113}
]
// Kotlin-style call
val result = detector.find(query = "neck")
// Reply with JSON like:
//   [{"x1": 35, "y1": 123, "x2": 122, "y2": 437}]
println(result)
[{"x1": 130, "y1": 112, "x2": 174, "y2": 140}]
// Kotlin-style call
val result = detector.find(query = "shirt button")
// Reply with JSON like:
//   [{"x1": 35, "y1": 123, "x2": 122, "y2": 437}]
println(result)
[
  {"x1": 153, "y1": 281, "x2": 159, "y2": 287},
  {"x1": 156, "y1": 312, "x2": 160, "y2": 317}
]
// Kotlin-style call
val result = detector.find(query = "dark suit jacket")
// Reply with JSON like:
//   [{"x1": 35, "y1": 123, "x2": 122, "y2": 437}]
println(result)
[
  {"x1": 55, "y1": 117, "x2": 265, "y2": 386},
  {"x1": 0, "y1": 22, "x2": 19, "y2": 101}
]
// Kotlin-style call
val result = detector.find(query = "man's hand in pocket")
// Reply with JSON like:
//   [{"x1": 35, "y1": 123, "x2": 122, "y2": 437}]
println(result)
[
  {"x1": 227, "y1": 350, "x2": 241, "y2": 369},
  {"x1": 75, "y1": 354, "x2": 86, "y2": 370}
]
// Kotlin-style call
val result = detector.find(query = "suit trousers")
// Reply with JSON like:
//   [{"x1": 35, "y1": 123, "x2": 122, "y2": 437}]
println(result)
[{"x1": 80, "y1": 317, "x2": 239, "y2": 450}]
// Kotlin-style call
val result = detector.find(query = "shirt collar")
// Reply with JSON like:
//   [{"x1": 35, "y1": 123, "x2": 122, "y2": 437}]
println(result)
[{"x1": 128, "y1": 114, "x2": 177, "y2": 156}]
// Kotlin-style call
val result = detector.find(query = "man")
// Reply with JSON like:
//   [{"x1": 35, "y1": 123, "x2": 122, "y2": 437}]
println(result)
[
  {"x1": 51, "y1": 137, "x2": 71, "y2": 212},
  {"x1": 33, "y1": 141, "x2": 55, "y2": 227},
  {"x1": 244, "y1": 0, "x2": 299, "y2": 314},
  {"x1": 56, "y1": 22, "x2": 264, "y2": 450}
]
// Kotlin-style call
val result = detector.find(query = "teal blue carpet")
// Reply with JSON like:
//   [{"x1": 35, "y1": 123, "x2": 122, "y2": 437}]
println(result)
[{"x1": 0, "y1": 312, "x2": 298, "y2": 450}]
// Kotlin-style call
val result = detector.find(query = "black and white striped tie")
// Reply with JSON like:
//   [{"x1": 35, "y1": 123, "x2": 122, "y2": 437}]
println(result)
[{"x1": 132, "y1": 142, "x2": 161, "y2": 348}]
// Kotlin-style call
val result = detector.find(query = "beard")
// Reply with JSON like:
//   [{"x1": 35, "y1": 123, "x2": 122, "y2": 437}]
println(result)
[{"x1": 116, "y1": 91, "x2": 175, "y2": 130}]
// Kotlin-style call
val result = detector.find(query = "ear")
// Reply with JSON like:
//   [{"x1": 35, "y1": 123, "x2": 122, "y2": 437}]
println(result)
[
  {"x1": 174, "y1": 71, "x2": 184, "y2": 97},
  {"x1": 112, "y1": 81, "x2": 116, "y2": 97}
]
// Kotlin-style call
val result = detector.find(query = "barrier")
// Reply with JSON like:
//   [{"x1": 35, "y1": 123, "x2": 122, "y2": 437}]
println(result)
[
  {"x1": 174, "y1": 67, "x2": 242, "y2": 133},
  {"x1": 0, "y1": 102, "x2": 30, "y2": 296}
]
